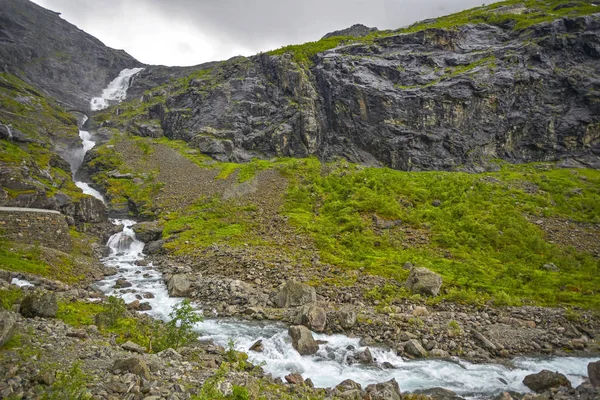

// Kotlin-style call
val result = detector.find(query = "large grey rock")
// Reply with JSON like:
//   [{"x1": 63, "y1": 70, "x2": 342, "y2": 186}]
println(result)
[
  {"x1": 472, "y1": 330, "x2": 497, "y2": 352},
  {"x1": 20, "y1": 291, "x2": 57, "y2": 318},
  {"x1": 336, "y1": 307, "x2": 357, "y2": 329},
  {"x1": 0, "y1": 310, "x2": 17, "y2": 347},
  {"x1": 132, "y1": 221, "x2": 163, "y2": 243},
  {"x1": 144, "y1": 240, "x2": 165, "y2": 255},
  {"x1": 405, "y1": 339, "x2": 428, "y2": 358},
  {"x1": 274, "y1": 281, "x2": 316, "y2": 308},
  {"x1": 365, "y1": 378, "x2": 402, "y2": 400},
  {"x1": 112, "y1": 357, "x2": 151, "y2": 379},
  {"x1": 522, "y1": 370, "x2": 571, "y2": 393},
  {"x1": 405, "y1": 267, "x2": 443, "y2": 297},
  {"x1": 588, "y1": 361, "x2": 600, "y2": 387},
  {"x1": 288, "y1": 325, "x2": 319, "y2": 355},
  {"x1": 167, "y1": 274, "x2": 192, "y2": 297},
  {"x1": 296, "y1": 303, "x2": 327, "y2": 332}
]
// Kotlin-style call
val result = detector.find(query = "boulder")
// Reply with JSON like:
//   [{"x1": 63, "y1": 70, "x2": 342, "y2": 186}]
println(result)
[
  {"x1": 112, "y1": 357, "x2": 151, "y2": 379},
  {"x1": 167, "y1": 274, "x2": 192, "y2": 297},
  {"x1": 121, "y1": 341, "x2": 146, "y2": 354},
  {"x1": 522, "y1": 370, "x2": 571, "y2": 393},
  {"x1": 288, "y1": 325, "x2": 319, "y2": 355},
  {"x1": 285, "y1": 373, "x2": 304, "y2": 385},
  {"x1": 132, "y1": 221, "x2": 163, "y2": 243},
  {"x1": 336, "y1": 379, "x2": 362, "y2": 392},
  {"x1": 412, "y1": 306, "x2": 429, "y2": 317},
  {"x1": 472, "y1": 330, "x2": 497, "y2": 352},
  {"x1": 144, "y1": 239, "x2": 165, "y2": 255},
  {"x1": 337, "y1": 307, "x2": 357, "y2": 329},
  {"x1": 20, "y1": 291, "x2": 57, "y2": 318},
  {"x1": 114, "y1": 279, "x2": 132, "y2": 289},
  {"x1": 588, "y1": 361, "x2": 600, "y2": 387},
  {"x1": 274, "y1": 281, "x2": 316, "y2": 308},
  {"x1": 365, "y1": 378, "x2": 402, "y2": 400},
  {"x1": 249, "y1": 339, "x2": 264, "y2": 352},
  {"x1": 405, "y1": 267, "x2": 442, "y2": 297},
  {"x1": 0, "y1": 310, "x2": 17, "y2": 347},
  {"x1": 405, "y1": 339, "x2": 428, "y2": 358},
  {"x1": 358, "y1": 347, "x2": 374, "y2": 364},
  {"x1": 296, "y1": 303, "x2": 327, "y2": 332},
  {"x1": 413, "y1": 387, "x2": 463, "y2": 399}
]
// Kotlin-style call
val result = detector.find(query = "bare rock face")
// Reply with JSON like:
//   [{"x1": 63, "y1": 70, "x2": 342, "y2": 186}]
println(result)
[
  {"x1": 288, "y1": 325, "x2": 319, "y2": 355},
  {"x1": 322, "y1": 24, "x2": 378, "y2": 39},
  {"x1": 274, "y1": 281, "x2": 316, "y2": 308},
  {"x1": 0, "y1": 310, "x2": 17, "y2": 347},
  {"x1": 20, "y1": 291, "x2": 57, "y2": 318},
  {"x1": 522, "y1": 370, "x2": 572, "y2": 393},
  {"x1": 405, "y1": 267, "x2": 443, "y2": 297}
]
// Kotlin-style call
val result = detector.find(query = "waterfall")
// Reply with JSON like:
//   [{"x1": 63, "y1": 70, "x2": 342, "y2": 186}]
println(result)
[{"x1": 90, "y1": 67, "x2": 144, "y2": 111}]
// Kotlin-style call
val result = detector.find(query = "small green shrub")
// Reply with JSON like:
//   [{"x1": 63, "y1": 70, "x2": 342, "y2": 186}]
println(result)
[
  {"x1": 447, "y1": 320, "x2": 463, "y2": 336},
  {"x1": 41, "y1": 361, "x2": 92, "y2": 400},
  {"x1": 154, "y1": 299, "x2": 203, "y2": 351}
]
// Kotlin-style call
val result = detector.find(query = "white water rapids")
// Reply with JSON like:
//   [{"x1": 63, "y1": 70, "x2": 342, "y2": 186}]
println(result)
[
  {"x1": 73, "y1": 68, "x2": 597, "y2": 398},
  {"x1": 95, "y1": 220, "x2": 598, "y2": 399}
]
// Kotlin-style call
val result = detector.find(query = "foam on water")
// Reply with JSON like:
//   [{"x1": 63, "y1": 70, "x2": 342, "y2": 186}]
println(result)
[
  {"x1": 11, "y1": 278, "x2": 34, "y2": 287},
  {"x1": 90, "y1": 67, "x2": 144, "y2": 111},
  {"x1": 96, "y1": 219, "x2": 599, "y2": 398}
]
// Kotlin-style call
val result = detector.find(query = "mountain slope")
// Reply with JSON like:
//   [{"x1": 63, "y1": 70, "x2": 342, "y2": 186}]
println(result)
[
  {"x1": 0, "y1": 0, "x2": 142, "y2": 111},
  {"x1": 94, "y1": 0, "x2": 600, "y2": 171}
]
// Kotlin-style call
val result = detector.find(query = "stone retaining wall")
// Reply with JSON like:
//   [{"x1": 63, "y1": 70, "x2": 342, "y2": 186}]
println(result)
[{"x1": 0, "y1": 207, "x2": 72, "y2": 252}]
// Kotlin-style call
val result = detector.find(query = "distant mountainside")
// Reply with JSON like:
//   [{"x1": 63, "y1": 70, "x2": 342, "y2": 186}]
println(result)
[{"x1": 0, "y1": 0, "x2": 141, "y2": 110}]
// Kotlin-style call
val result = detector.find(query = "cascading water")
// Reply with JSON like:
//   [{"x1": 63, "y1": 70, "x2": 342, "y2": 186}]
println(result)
[
  {"x1": 90, "y1": 67, "x2": 144, "y2": 111},
  {"x1": 83, "y1": 68, "x2": 598, "y2": 399},
  {"x1": 96, "y1": 222, "x2": 599, "y2": 398}
]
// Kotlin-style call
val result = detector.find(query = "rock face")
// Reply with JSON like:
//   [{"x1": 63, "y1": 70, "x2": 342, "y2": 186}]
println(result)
[
  {"x1": 588, "y1": 361, "x2": 600, "y2": 387},
  {"x1": 20, "y1": 291, "x2": 58, "y2": 318},
  {"x1": 115, "y1": 13, "x2": 600, "y2": 171},
  {"x1": 0, "y1": 310, "x2": 17, "y2": 346},
  {"x1": 0, "y1": 0, "x2": 141, "y2": 110},
  {"x1": 405, "y1": 267, "x2": 443, "y2": 296},
  {"x1": 288, "y1": 325, "x2": 319, "y2": 355},
  {"x1": 522, "y1": 370, "x2": 572, "y2": 393},
  {"x1": 322, "y1": 24, "x2": 378, "y2": 39},
  {"x1": 274, "y1": 281, "x2": 317, "y2": 308}
]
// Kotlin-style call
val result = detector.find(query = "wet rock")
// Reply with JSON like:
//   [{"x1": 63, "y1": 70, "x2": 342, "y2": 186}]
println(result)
[
  {"x1": 249, "y1": 339, "x2": 264, "y2": 352},
  {"x1": 20, "y1": 291, "x2": 57, "y2": 318},
  {"x1": 114, "y1": 279, "x2": 132, "y2": 289},
  {"x1": 122, "y1": 341, "x2": 146, "y2": 354},
  {"x1": 132, "y1": 221, "x2": 163, "y2": 243},
  {"x1": 405, "y1": 267, "x2": 442, "y2": 297},
  {"x1": 288, "y1": 325, "x2": 319, "y2": 355},
  {"x1": 138, "y1": 302, "x2": 152, "y2": 311},
  {"x1": 365, "y1": 378, "x2": 402, "y2": 400},
  {"x1": 285, "y1": 373, "x2": 304, "y2": 385},
  {"x1": 274, "y1": 281, "x2": 316, "y2": 308},
  {"x1": 166, "y1": 274, "x2": 192, "y2": 297},
  {"x1": 522, "y1": 370, "x2": 571, "y2": 393},
  {"x1": 103, "y1": 267, "x2": 118, "y2": 276},
  {"x1": 405, "y1": 339, "x2": 428, "y2": 358},
  {"x1": 588, "y1": 361, "x2": 600, "y2": 387},
  {"x1": 112, "y1": 357, "x2": 151, "y2": 379},
  {"x1": 296, "y1": 303, "x2": 327, "y2": 332},
  {"x1": 0, "y1": 310, "x2": 17, "y2": 346},
  {"x1": 358, "y1": 347, "x2": 374, "y2": 364}
]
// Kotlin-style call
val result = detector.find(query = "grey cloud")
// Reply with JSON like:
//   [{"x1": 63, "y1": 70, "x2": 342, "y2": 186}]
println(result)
[{"x1": 32, "y1": 0, "x2": 484, "y2": 65}]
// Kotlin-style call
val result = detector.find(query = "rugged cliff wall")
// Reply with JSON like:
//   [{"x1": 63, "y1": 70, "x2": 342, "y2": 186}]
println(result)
[
  {"x1": 0, "y1": 207, "x2": 72, "y2": 252},
  {"x1": 100, "y1": 10, "x2": 600, "y2": 171}
]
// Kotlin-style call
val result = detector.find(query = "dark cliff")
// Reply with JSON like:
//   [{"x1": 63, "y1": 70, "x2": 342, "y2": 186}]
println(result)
[
  {"x1": 98, "y1": 8, "x2": 600, "y2": 171},
  {"x1": 0, "y1": 0, "x2": 142, "y2": 111}
]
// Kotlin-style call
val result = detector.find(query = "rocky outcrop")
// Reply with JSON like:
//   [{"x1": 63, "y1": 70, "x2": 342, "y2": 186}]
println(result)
[
  {"x1": 405, "y1": 267, "x2": 443, "y2": 296},
  {"x1": 0, "y1": 0, "x2": 141, "y2": 110},
  {"x1": 288, "y1": 325, "x2": 319, "y2": 355},
  {"x1": 132, "y1": 221, "x2": 163, "y2": 243},
  {"x1": 113, "y1": 13, "x2": 600, "y2": 171},
  {"x1": 274, "y1": 281, "x2": 317, "y2": 308},
  {"x1": 322, "y1": 24, "x2": 378, "y2": 39},
  {"x1": 20, "y1": 291, "x2": 58, "y2": 318},
  {"x1": 523, "y1": 370, "x2": 572, "y2": 393}
]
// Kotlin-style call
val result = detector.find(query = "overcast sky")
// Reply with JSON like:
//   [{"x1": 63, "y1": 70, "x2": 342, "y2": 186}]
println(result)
[{"x1": 31, "y1": 0, "x2": 483, "y2": 66}]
